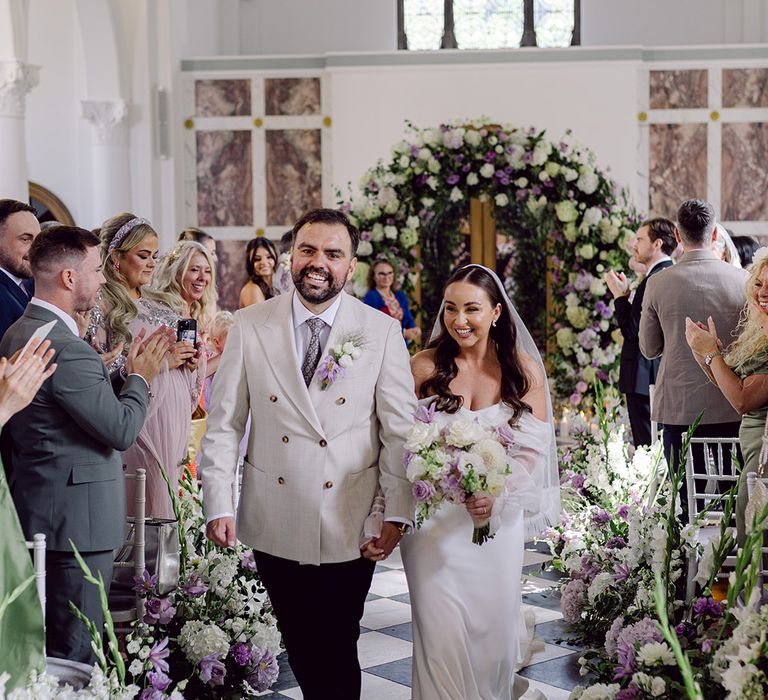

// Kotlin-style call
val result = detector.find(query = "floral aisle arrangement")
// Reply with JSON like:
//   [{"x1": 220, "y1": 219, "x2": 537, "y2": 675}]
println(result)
[
  {"x1": 339, "y1": 118, "x2": 639, "y2": 407},
  {"x1": 404, "y1": 401, "x2": 514, "y2": 545},
  {"x1": 124, "y1": 472, "x2": 282, "y2": 699}
]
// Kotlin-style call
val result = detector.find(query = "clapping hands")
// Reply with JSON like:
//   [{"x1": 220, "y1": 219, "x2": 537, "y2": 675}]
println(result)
[
  {"x1": 0, "y1": 338, "x2": 57, "y2": 425},
  {"x1": 685, "y1": 316, "x2": 722, "y2": 359},
  {"x1": 605, "y1": 270, "x2": 630, "y2": 299}
]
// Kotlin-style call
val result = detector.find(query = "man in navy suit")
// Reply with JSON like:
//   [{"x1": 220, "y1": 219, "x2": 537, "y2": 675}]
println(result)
[
  {"x1": 606, "y1": 218, "x2": 676, "y2": 446},
  {"x1": 0, "y1": 199, "x2": 40, "y2": 341}
]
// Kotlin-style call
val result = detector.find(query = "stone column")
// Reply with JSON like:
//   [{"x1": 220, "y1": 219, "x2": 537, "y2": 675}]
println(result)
[
  {"x1": 81, "y1": 98, "x2": 131, "y2": 225},
  {"x1": 0, "y1": 60, "x2": 39, "y2": 201}
]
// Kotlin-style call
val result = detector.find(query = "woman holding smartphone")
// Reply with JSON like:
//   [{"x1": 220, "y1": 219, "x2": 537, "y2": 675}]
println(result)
[{"x1": 87, "y1": 214, "x2": 206, "y2": 518}]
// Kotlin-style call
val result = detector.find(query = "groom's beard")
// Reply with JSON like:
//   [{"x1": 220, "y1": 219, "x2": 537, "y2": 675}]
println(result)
[{"x1": 293, "y1": 266, "x2": 345, "y2": 304}]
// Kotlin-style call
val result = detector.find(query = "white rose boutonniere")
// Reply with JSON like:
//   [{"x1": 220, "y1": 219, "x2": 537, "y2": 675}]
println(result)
[{"x1": 316, "y1": 332, "x2": 365, "y2": 389}]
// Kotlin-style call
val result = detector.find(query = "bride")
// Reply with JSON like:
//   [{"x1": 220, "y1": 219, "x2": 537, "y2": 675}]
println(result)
[{"x1": 400, "y1": 264, "x2": 560, "y2": 700}]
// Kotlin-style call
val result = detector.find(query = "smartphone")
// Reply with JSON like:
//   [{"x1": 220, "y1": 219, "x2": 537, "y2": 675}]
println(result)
[{"x1": 177, "y1": 318, "x2": 197, "y2": 346}]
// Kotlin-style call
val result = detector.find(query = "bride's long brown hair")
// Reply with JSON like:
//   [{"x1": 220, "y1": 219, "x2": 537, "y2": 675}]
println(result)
[{"x1": 420, "y1": 266, "x2": 532, "y2": 425}]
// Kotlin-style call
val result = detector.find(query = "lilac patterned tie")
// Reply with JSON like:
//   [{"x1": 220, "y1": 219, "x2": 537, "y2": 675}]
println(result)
[{"x1": 301, "y1": 317, "x2": 325, "y2": 387}]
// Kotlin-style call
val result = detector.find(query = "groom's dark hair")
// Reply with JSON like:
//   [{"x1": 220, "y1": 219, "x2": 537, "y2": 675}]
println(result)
[{"x1": 292, "y1": 208, "x2": 360, "y2": 256}]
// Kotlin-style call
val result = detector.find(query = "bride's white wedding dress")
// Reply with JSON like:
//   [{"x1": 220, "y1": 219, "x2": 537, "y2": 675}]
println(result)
[{"x1": 400, "y1": 399, "x2": 552, "y2": 700}]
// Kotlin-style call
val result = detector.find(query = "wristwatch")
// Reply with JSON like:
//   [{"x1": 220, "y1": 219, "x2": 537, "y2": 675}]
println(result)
[{"x1": 704, "y1": 350, "x2": 722, "y2": 366}]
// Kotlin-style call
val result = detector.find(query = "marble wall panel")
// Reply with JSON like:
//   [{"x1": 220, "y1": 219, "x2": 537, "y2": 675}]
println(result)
[
  {"x1": 722, "y1": 123, "x2": 768, "y2": 221},
  {"x1": 265, "y1": 129, "x2": 322, "y2": 226},
  {"x1": 215, "y1": 239, "x2": 249, "y2": 312},
  {"x1": 649, "y1": 70, "x2": 708, "y2": 109},
  {"x1": 195, "y1": 79, "x2": 251, "y2": 116},
  {"x1": 197, "y1": 130, "x2": 253, "y2": 227},
  {"x1": 723, "y1": 69, "x2": 768, "y2": 108},
  {"x1": 264, "y1": 78, "x2": 321, "y2": 115},
  {"x1": 648, "y1": 124, "x2": 707, "y2": 217}
]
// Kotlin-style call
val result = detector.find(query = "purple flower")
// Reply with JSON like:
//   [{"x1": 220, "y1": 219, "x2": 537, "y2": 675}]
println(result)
[
  {"x1": 702, "y1": 638, "x2": 714, "y2": 653},
  {"x1": 613, "y1": 562, "x2": 631, "y2": 582},
  {"x1": 576, "y1": 328, "x2": 598, "y2": 351},
  {"x1": 495, "y1": 423, "x2": 515, "y2": 449},
  {"x1": 139, "y1": 690, "x2": 163, "y2": 700},
  {"x1": 561, "y1": 578, "x2": 586, "y2": 624},
  {"x1": 606, "y1": 536, "x2": 626, "y2": 549},
  {"x1": 410, "y1": 145, "x2": 419, "y2": 157},
  {"x1": 148, "y1": 637, "x2": 170, "y2": 674},
  {"x1": 132, "y1": 569, "x2": 158, "y2": 596},
  {"x1": 143, "y1": 597, "x2": 176, "y2": 626},
  {"x1": 614, "y1": 642, "x2": 637, "y2": 678},
  {"x1": 676, "y1": 621, "x2": 695, "y2": 640},
  {"x1": 575, "y1": 380, "x2": 589, "y2": 393},
  {"x1": 147, "y1": 670, "x2": 171, "y2": 691},
  {"x1": 241, "y1": 550, "x2": 258, "y2": 572},
  {"x1": 616, "y1": 504, "x2": 630, "y2": 520},
  {"x1": 360, "y1": 230, "x2": 372, "y2": 241},
  {"x1": 316, "y1": 356, "x2": 344, "y2": 386},
  {"x1": 446, "y1": 173, "x2": 460, "y2": 185},
  {"x1": 571, "y1": 472, "x2": 585, "y2": 490},
  {"x1": 523, "y1": 152, "x2": 533, "y2": 164},
  {"x1": 181, "y1": 571, "x2": 209, "y2": 597},
  {"x1": 415, "y1": 402, "x2": 436, "y2": 423},
  {"x1": 569, "y1": 392, "x2": 582, "y2": 406},
  {"x1": 693, "y1": 597, "x2": 723, "y2": 619},
  {"x1": 616, "y1": 689, "x2": 641, "y2": 700},
  {"x1": 412, "y1": 480, "x2": 436, "y2": 503},
  {"x1": 515, "y1": 188, "x2": 528, "y2": 200},
  {"x1": 531, "y1": 186, "x2": 542, "y2": 196},
  {"x1": 229, "y1": 641, "x2": 252, "y2": 667},
  {"x1": 247, "y1": 648, "x2": 279, "y2": 692},
  {"x1": 615, "y1": 618, "x2": 662, "y2": 669},
  {"x1": 573, "y1": 270, "x2": 592, "y2": 291},
  {"x1": 199, "y1": 654, "x2": 226, "y2": 687}
]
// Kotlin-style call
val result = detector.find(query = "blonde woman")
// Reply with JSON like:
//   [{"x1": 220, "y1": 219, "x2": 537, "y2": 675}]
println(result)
[
  {"x1": 685, "y1": 248, "x2": 768, "y2": 543},
  {"x1": 87, "y1": 214, "x2": 205, "y2": 518}
]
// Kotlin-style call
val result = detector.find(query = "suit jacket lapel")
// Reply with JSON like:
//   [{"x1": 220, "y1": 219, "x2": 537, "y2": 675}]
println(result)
[
  {"x1": 0, "y1": 272, "x2": 28, "y2": 307},
  {"x1": 258, "y1": 294, "x2": 325, "y2": 437}
]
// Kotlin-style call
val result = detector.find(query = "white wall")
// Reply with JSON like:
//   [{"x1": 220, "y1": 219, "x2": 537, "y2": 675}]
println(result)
[
  {"x1": 328, "y1": 59, "x2": 640, "y2": 206},
  {"x1": 581, "y1": 0, "x2": 768, "y2": 46},
  {"x1": 25, "y1": 0, "x2": 85, "y2": 223}
]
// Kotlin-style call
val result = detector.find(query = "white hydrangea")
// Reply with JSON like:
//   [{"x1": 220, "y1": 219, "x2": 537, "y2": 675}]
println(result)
[
  {"x1": 571, "y1": 683, "x2": 620, "y2": 700},
  {"x1": 356, "y1": 240, "x2": 373, "y2": 257},
  {"x1": 587, "y1": 572, "x2": 614, "y2": 603},
  {"x1": 464, "y1": 130, "x2": 482, "y2": 146},
  {"x1": 450, "y1": 186, "x2": 464, "y2": 202},
  {"x1": 636, "y1": 642, "x2": 675, "y2": 667},
  {"x1": 384, "y1": 225, "x2": 398, "y2": 240},
  {"x1": 480, "y1": 163, "x2": 495, "y2": 178},
  {"x1": 178, "y1": 620, "x2": 230, "y2": 664},
  {"x1": 495, "y1": 193, "x2": 509, "y2": 207},
  {"x1": 577, "y1": 168, "x2": 600, "y2": 194},
  {"x1": 466, "y1": 172, "x2": 479, "y2": 186}
]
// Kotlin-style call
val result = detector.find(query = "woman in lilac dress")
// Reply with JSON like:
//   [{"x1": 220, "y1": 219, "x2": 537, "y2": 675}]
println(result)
[{"x1": 87, "y1": 213, "x2": 204, "y2": 518}]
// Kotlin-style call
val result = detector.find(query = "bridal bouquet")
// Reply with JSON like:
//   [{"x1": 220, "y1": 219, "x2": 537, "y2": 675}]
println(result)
[{"x1": 404, "y1": 402, "x2": 513, "y2": 545}]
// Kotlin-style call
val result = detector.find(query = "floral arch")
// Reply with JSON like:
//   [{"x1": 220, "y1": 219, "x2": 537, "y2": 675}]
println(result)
[{"x1": 340, "y1": 119, "x2": 639, "y2": 409}]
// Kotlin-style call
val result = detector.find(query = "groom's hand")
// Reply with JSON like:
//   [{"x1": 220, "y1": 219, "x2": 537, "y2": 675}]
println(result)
[
  {"x1": 206, "y1": 516, "x2": 237, "y2": 548},
  {"x1": 362, "y1": 522, "x2": 402, "y2": 561}
]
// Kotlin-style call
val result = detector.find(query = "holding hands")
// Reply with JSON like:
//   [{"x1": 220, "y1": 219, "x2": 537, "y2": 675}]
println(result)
[
  {"x1": 361, "y1": 522, "x2": 404, "y2": 562},
  {"x1": 0, "y1": 338, "x2": 57, "y2": 425}
]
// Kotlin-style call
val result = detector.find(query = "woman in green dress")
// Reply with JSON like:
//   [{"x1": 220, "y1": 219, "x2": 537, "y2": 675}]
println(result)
[
  {"x1": 685, "y1": 248, "x2": 768, "y2": 544},
  {"x1": 0, "y1": 339, "x2": 56, "y2": 689}
]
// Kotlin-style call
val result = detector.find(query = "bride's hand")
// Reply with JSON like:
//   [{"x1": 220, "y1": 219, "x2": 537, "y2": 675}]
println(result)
[{"x1": 465, "y1": 495, "x2": 495, "y2": 523}]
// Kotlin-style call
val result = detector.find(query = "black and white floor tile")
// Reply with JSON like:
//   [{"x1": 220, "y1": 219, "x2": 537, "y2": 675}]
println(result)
[{"x1": 263, "y1": 542, "x2": 581, "y2": 699}]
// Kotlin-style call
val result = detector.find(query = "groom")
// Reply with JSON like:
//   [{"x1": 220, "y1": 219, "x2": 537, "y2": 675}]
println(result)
[{"x1": 202, "y1": 208, "x2": 416, "y2": 699}]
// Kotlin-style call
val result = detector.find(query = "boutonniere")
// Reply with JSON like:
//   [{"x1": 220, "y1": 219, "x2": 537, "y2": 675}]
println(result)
[{"x1": 316, "y1": 332, "x2": 365, "y2": 389}]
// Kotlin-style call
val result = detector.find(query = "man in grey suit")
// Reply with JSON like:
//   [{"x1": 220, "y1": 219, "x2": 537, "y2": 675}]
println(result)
[
  {"x1": 640, "y1": 200, "x2": 747, "y2": 505},
  {"x1": 0, "y1": 226, "x2": 170, "y2": 664}
]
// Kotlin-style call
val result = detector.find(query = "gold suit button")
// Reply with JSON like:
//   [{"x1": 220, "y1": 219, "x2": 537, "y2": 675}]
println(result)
[
  {"x1": 319, "y1": 439, "x2": 327, "y2": 447},
  {"x1": 278, "y1": 477, "x2": 285, "y2": 485},
  {"x1": 269, "y1": 395, "x2": 278, "y2": 402},
  {"x1": 324, "y1": 481, "x2": 333, "y2": 489},
  {"x1": 336, "y1": 397, "x2": 346, "y2": 405},
  {"x1": 282, "y1": 435, "x2": 289, "y2": 443}
]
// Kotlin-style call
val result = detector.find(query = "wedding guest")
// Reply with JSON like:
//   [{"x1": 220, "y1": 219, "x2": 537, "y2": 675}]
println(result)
[
  {"x1": 732, "y1": 235, "x2": 759, "y2": 268},
  {"x1": 274, "y1": 230, "x2": 295, "y2": 295},
  {"x1": 154, "y1": 240, "x2": 218, "y2": 339},
  {"x1": 239, "y1": 236, "x2": 279, "y2": 307},
  {"x1": 402, "y1": 264, "x2": 559, "y2": 699},
  {"x1": 178, "y1": 226, "x2": 217, "y2": 264},
  {"x1": 712, "y1": 223, "x2": 742, "y2": 268},
  {"x1": 685, "y1": 248, "x2": 768, "y2": 544},
  {"x1": 202, "y1": 310, "x2": 235, "y2": 411},
  {"x1": 640, "y1": 199, "x2": 747, "y2": 510},
  {"x1": 0, "y1": 199, "x2": 40, "y2": 340},
  {"x1": 87, "y1": 215, "x2": 204, "y2": 519},
  {"x1": 0, "y1": 225, "x2": 170, "y2": 664},
  {"x1": 606, "y1": 218, "x2": 675, "y2": 446},
  {"x1": 362, "y1": 259, "x2": 421, "y2": 345},
  {"x1": 0, "y1": 338, "x2": 55, "y2": 688}
]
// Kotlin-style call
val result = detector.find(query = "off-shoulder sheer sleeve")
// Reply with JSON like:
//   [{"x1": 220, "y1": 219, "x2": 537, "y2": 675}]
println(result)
[{"x1": 489, "y1": 413, "x2": 553, "y2": 536}]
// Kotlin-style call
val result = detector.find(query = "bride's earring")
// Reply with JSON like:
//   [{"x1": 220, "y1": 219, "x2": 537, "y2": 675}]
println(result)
[{"x1": 492, "y1": 319, "x2": 497, "y2": 327}]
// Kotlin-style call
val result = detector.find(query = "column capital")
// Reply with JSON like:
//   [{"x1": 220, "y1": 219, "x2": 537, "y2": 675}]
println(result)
[
  {"x1": 0, "y1": 61, "x2": 40, "y2": 118},
  {"x1": 81, "y1": 98, "x2": 130, "y2": 145}
]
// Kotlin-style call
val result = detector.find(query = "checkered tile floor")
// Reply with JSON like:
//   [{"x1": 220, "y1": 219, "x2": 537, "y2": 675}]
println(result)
[{"x1": 261, "y1": 542, "x2": 582, "y2": 699}]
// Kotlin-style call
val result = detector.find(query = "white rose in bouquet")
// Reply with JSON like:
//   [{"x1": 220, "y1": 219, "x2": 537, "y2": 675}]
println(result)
[
  {"x1": 406, "y1": 454, "x2": 429, "y2": 481},
  {"x1": 471, "y1": 438, "x2": 508, "y2": 472},
  {"x1": 405, "y1": 421, "x2": 440, "y2": 452},
  {"x1": 445, "y1": 418, "x2": 488, "y2": 448}
]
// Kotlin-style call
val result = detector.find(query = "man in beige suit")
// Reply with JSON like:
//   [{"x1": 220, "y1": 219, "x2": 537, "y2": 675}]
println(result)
[
  {"x1": 202, "y1": 208, "x2": 416, "y2": 699},
  {"x1": 640, "y1": 199, "x2": 746, "y2": 510}
]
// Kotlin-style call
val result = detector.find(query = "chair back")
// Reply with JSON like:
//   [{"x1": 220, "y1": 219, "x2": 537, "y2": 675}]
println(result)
[
  {"x1": 24, "y1": 533, "x2": 46, "y2": 618},
  {"x1": 111, "y1": 468, "x2": 146, "y2": 625},
  {"x1": 746, "y1": 471, "x2": 768, "y2": 591}
]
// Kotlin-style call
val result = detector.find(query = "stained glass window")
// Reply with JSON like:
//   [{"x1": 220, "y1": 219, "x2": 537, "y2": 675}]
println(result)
[
  {"x1": 534, "y1": 0, "x2": 574, "y2": 47},
  {"x1": 400, "y1": 0, "x2": 577, "y2": 50},
  {"x1": 403, "y1": 0, "x2": 445, "y2": 50}
]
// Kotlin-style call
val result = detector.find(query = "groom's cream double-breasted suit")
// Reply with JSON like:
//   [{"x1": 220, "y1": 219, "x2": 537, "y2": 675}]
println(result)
[{"x1": 202, "y1": 290, "x2": 416, "y2": 566}]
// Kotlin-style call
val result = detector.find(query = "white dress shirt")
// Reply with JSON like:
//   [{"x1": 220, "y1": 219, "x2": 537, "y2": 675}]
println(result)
[
  {"x1": 0, "y1": 267, "x2": 25, "y2": 288},
  {"x1": 28, "y1": 297, "x2": 79, "y2": 336},
  {"x1": 291, "y1": 291, "x2": 341, "y2": 366}
]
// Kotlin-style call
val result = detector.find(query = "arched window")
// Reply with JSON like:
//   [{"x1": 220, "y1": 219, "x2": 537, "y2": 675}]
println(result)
[{"x1": 398, "y1": 0, "x2": 580, "y2": 50}]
